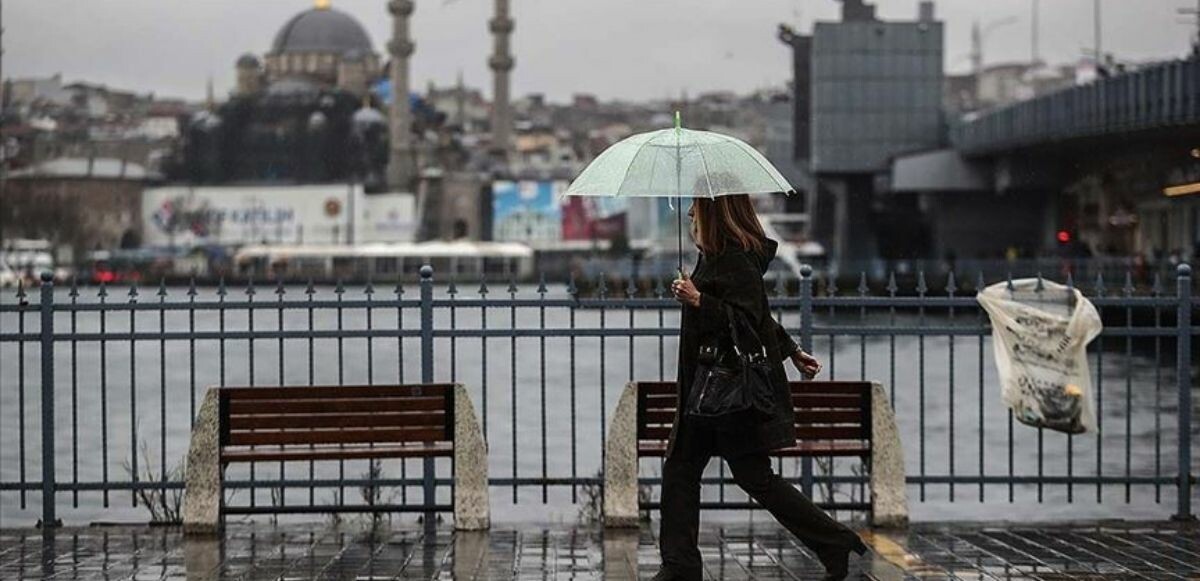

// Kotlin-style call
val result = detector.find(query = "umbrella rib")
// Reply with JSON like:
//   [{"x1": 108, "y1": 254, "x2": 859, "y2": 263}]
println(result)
[
  {"x1": 612, "y1": 131, "x2": 663, "y2": 198},
  {"x1": 724, "y1": 136, "x2": 793, "y2": 193},
  {"x1": 694, "y1": 136, "x2": 716, "y2": 198}
]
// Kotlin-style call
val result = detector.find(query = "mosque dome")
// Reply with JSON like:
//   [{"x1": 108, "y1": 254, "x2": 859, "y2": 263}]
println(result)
[{"x1": 271, "y1": 3, "x2": 373, "y2": 55}]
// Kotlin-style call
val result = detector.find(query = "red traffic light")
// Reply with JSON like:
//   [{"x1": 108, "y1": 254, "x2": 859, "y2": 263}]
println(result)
[{"x1": 1056, "y1": 230, "x2": 1072, "y2": 244}]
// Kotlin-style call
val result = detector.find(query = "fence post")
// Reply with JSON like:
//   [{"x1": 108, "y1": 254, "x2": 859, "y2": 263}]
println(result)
[
  {"x1": 798, "y1": 264, "x2": 814, "y2": 498},
  {"x1": 419, "y1": 265, "x2": 436, "y2": 532},
  {"x1": 1174, "y1": 263, "x2": 1194, "y2": 522},
  {"x1": 38, "y1": 272, "x2": 59, "y2": 528}
]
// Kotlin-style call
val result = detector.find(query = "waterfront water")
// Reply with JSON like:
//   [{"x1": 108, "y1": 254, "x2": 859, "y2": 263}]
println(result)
[{"x1": 1, "y1": 285, "x2": 1195, "y2": 527}]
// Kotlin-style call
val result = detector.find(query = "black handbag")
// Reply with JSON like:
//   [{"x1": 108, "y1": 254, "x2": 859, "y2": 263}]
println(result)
[{"x1": 684, "y1": 303, "x2": 776, "y2": 423}]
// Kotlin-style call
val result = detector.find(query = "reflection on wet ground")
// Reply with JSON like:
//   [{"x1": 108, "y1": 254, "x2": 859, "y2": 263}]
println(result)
[{"x1": 0, "y1": 519, "x2": 1196, "y2": 580}]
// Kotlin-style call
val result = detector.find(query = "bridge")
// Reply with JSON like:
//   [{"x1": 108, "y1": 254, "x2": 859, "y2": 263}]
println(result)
[
  {"x1": 890, "y1": 56, "x2": 1200, "y2": 264},
  {"x1": 951, "y1": 57, "x2": 1200, "y2": 156}
]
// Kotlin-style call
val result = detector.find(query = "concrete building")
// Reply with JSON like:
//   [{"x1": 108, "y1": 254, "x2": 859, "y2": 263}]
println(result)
[
  {"x1": 2, "y1": 158, "x2": 157, "y2": 262},
  {"x1": 808, "y1": 0, "x2": 944, "y2": 263}
]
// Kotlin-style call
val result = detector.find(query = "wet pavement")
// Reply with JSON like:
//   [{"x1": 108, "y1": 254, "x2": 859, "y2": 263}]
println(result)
[{"x1": 0, "y1": 519, "x2": 1196, "y2": 580}]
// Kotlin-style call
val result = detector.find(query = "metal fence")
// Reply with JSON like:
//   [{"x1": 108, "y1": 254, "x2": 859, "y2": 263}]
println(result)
[{"x1": 0, "y1": 263, "x2": 1195, "y2": 527}]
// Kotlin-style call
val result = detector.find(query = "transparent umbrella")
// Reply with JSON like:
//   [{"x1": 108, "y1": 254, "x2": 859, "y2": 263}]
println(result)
[{"x1": 564, "y1": 112, "x2": 795, "y2": 272}]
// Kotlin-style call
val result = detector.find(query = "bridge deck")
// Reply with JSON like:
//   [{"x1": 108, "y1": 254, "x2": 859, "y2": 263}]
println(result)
[{"x1": 1, "y1": 519, "x2": 1196, "y2": 580}]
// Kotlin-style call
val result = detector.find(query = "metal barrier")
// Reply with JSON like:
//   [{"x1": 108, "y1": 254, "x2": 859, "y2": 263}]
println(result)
[{"x1": 0, "y1": 263, "x2": 1195, "y2": 526}]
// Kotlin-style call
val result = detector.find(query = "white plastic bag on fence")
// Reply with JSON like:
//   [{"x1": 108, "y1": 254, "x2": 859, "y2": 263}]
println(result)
[{"x1": 976, "y1": 278, "x2": 1102, "y2": 434}]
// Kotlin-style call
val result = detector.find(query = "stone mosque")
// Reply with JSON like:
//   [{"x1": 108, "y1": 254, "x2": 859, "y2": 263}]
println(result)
[
  {"x1": 234, "y1": 0, "x2": 382, "y2": 99},
  {"x1": 169, "y1": 0, "x2": 514, "y2": 212}
]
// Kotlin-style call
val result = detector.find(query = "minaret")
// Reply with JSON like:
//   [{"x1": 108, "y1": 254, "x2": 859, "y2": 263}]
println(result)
[
  {"x1": 387, "y1": 0, "x2": 416, "y2": 190},
  {"x1": 488, "y1": 0, "x2": 514, "y2": 164}
]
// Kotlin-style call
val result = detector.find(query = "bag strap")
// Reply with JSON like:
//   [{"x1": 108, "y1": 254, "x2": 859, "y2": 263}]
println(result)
[{"x1": 721, "y1": 302, "x2": 766, "y2": 357}]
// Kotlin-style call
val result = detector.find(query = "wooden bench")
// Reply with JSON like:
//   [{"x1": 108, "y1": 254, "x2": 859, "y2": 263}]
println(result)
[
  {"x1": 182, "y1": 383, "x2": 489, "y2": 534},
  {"x1": 603, "y1": 380, "x2": 907, "y2": 528}
]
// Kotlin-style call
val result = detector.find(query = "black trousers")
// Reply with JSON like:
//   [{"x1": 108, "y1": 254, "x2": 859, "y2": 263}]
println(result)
[{"x1": 659, "y1": 422, "x2": 862, "y2": 578}]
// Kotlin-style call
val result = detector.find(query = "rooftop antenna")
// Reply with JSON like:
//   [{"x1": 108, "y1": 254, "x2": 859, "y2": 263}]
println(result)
[
  {"x1": 1179, "y1": 0, "x2": 1200, "y2": 55},
  {"x1": 1031, "y1": 0, "x2": 1040, "y2": 64}
]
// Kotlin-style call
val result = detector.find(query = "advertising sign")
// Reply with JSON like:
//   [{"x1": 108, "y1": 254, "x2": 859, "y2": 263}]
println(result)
[
  {"x1": 143, "y1": 185, "x2": 416, "y2": 247},
  {"x1": 491, "y1": 180, "x2": 631, "y2": 243}
]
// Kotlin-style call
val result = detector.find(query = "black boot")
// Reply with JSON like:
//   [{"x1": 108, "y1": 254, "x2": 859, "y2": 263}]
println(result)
[
  {"x1": 816, "y1": 537, "x2": 869, "y2": 581},
  {"x1": 649, "y1": 567, "x2": 702, "y2": 581}
]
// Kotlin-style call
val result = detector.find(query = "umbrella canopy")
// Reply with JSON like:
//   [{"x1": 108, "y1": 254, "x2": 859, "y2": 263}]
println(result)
[
  {"x1": 564, "y1": 112, "x2": 795, "y2": 274},
  {"x1": 565, "y1": 113, "x2": 795, "y2": 199}
]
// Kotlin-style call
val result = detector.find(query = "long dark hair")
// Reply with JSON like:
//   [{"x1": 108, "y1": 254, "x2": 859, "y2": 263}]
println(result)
[{"x1": 691, "y1": 194, "x2": 765, "y2": 255}]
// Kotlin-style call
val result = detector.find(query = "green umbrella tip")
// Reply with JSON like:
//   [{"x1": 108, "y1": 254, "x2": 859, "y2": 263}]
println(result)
[{"x1": 674, "y1": 110, "x2": 681, "y2": 131}]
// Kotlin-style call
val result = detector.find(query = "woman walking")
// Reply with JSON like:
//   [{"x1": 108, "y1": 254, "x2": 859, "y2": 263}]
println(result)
[{"x1": 656, "y1": 194, "x2": 867, "y2": 581}]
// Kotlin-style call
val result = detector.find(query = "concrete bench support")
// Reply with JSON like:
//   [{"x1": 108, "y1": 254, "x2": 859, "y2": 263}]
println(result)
[
  {"x1": 452, "y1": 384, "x2": 491, "y2": 531},
  {"x1": 602, "y1": 381, "x2": 908, "y2": 528},
  {"x1": 603, "y1": 382, "x2": 642, "y2": 527},
  {"x1": 182, "y1": 389, "x2": 221, "y2": 535}
]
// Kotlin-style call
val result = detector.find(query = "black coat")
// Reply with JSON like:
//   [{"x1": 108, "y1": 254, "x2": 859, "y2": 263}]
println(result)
[{"x1": 667, "y1": 236, "x2": 801, "y2": 459}]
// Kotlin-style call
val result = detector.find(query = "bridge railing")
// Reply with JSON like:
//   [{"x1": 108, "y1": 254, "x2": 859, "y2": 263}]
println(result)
[
  {"x1": 0, "y1": 264, "x2": 1195, "y2": 527},
  {"x1": 952, "y1": 58, "x2": 1200, "y2": 155}
]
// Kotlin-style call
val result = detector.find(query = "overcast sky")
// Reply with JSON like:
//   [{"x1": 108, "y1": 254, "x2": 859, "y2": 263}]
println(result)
[{"x1": 5, "y1": 0, "x2": 1196, "y2": 103}]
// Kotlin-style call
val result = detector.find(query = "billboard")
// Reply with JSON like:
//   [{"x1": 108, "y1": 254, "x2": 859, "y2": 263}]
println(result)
[
  {"x1": 492, "y1": 180, "x2": 631, "y2": 243},
  {"x1": 143, "y1": 185, "x2": 415, "y2": 247}
]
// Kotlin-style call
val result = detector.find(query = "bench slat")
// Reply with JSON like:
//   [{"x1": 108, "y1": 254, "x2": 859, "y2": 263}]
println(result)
[
  {"x1": 227, "y1": 396, "x2": 446, "y2": 415},
  {"x1": 222, "y1": 443, "x2": 453, "y2": 463},
  {"x1": 222, "y1": 384, "x2": 451, "y2": 400},
  {"x1": 227, "y1": 427, "x2": 448, "y2": 446},
  {"x1": 637, "y1": 382, "x2": 676, "y2": 395},
  {"x1": 791, "y1": 394, "x2": 863, "y2": 408},
  {"x1": 637, "y1": 440, "x2": 868, "y2": 458},
  {"x1": 228, "y1": 411, "x2": 446, "y2": 431},
  {"x1": 789, "y1": 382, "x2": 871, "y2": 395},
  {"x1": 641, "y1": 409, "x2": 863, "y2": 425}
]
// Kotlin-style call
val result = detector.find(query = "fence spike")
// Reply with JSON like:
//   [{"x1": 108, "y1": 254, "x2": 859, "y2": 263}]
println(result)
[
  {"x1": 96, "y1": 281, "x2": 107, "y2": 299},
  {"x1": 1065, "y1": 270, "x2": 1075, "y2": 291},
  {"x1": 275, "y1": 278, "x2": 286, "y2": 296},
  {"x1": 217, "y1": 277, "x2": 227, "y2": 297},
  {"x1": 1005, "y1": 271, "x2": 1014, "y2": 292},
  {"x1": 774, "y1": 272, "x2": 786, "y2": 296},
  {"x1": 1093, "y1": 271, "x2": 1106, "y2": 297},
  {"x1": 625, "y1": 274, "x2": 637, "y2": 297},
  {"x1": 447, "y1": 278, "x2": 458, "y2": 296},
  {"x1": 16, "y1": 278, "x2": 26, "y2": 300},
  {"x1": 597, "y1": 273, "x2": 609, "y2": 299},
  {"x1": 1034, "y1": 272, "x2": 1045, "y2": 293},
  {"x1": 1151, "y1": 271, "x2": 1162, "y2": 296},
  {"x1": 335, "y1": 278, "x2": 345, "y2": 295},
  {"x1": 478, "y1": 279, "x2": 490, "y2": 296},
  {"x1": 538, "y1": 272, "x2": 549, "y2": 295},
  {"x1": 886, "y1": 271, "x2": 898, "y2": 296},
  {"x1": 507, "y1": 278, "x2": 518, "y2": 296},
  {"x1": 1122, "y1": 270, "x2": 1134, "y2": 296},
  {"x1": 188, "y1": 275, "x2": 198, "y2": 297},
  {"x1": 857, "y1": 272, "x2": 869, "y2": 296},
  {"x1": 128, "y1": 280, "x2": 139, "y2": 302},
  {"x1": 946, "y1": 270, "x2": 957, "y2": 296},
  {"x1": 566, "y1": 273, "x2": 578, "y2": 298},
  {"x1": 826, "y1": 273, "x2": 838, "y2": 297},
  {"x1": 916, "y1": 270, "x2": 928, "y2": 295},
  {"x1": 305, "y1": 278, "x2": 316, "y2": 296},
  {"x1": 654, "y1": 275, "x2": 665, "y2": 298},
  {"x1": 245, "y1": 276, "x2": 256, "y2": 296},
  {"x1": 364, "y1": 278, "x2": 375, "y2": 295},
  {"x1": 157, "y1": 278, "x2": 168, "y2": 298},
  {"x1": 69, "y1": 276, "x2": 79, "y2": 298}
]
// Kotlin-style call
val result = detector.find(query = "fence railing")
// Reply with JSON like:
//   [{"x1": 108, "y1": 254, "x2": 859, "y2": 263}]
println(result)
[
  {"x1": 0, "y1": 263, "x2": 1195, "y2": 527},
  {"x1": 951, "y1": 56, "x2": 1200, "y2": 155}
]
